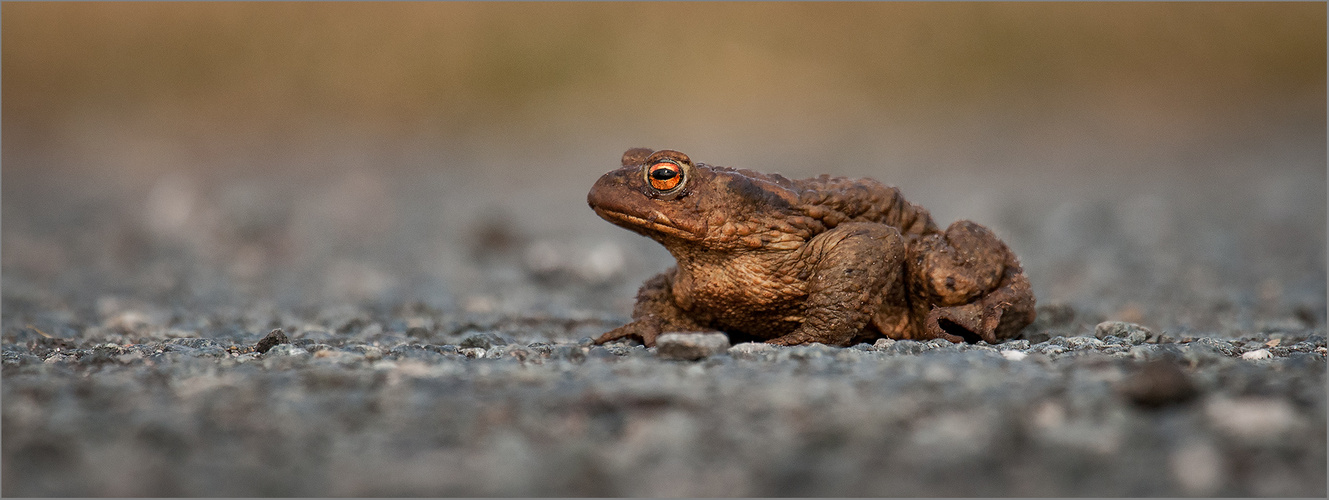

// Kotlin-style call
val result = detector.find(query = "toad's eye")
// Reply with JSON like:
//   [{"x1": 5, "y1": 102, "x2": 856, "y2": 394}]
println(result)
[{"x1": 647, "y1": 162, "x2": 684, "y2": 192}]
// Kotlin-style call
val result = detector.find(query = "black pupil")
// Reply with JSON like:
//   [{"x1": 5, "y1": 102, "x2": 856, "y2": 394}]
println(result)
[{"x1": 651, "y1": 167, "x2": 678, "y2": 180}]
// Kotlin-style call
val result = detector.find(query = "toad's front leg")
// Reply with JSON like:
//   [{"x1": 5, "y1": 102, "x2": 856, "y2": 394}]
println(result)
[
  {"x1": 594, "y1": 270, "x2": 707, "y2": 347},
  {"x1": 766, "y1": 222, "x2": 907, "y2": 347}
]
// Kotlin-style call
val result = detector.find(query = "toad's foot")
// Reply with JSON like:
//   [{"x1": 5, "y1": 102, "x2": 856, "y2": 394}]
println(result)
[
  {"x1": 921, "y1": 261, "x2": 1035, "y2": 343},
  {"x1": 593, "y1": 319, "x2": 659, "y2": 347},
  {"x1": 907, "y1": 220, "x2": 1036, "y2": 343}
]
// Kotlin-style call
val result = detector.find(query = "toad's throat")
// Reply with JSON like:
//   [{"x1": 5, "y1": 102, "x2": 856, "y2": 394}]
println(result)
[{"x1": 593, "y1": 207, "x2": 704, "y2": 241}]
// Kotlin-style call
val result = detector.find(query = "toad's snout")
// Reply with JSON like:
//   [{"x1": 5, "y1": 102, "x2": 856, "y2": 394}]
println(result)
[{"x1": 587, "y1": 167, "x2": 640, "y2": 212}]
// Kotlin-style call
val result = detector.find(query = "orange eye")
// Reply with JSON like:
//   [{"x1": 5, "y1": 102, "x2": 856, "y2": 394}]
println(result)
[{"x1": 647, "y1": 162, "x2": 684, "y2": 192}]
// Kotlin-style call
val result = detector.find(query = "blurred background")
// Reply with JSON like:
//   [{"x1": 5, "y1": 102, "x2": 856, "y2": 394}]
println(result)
[{"x1": 3, "y1": 2, "x2": 1325, "y2": 335}]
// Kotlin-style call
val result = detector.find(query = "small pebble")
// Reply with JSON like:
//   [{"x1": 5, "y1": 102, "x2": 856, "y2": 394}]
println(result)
[
  {"x1": 1061, "y1": 336, "x2": 1105, "y2": 349},
  {"x1": 1001, "y1": 350, "x2": 1027, "y2": 361},
  {"x1": 1241, "y1": 349, "x2": 1273, "y2": 360},
  {"x1": 459, "y1": 332, "x2": 508, "y2": 350},
  {"x1": 587, "y1": 346, "x2": 617, "y2": 361},
  {"x1": 656, "y1": 332, "x2": 730, "y2": 361},
  {"x1": 1126, "y1": 330, "x2": 1150, "y2": 345},
  {"x1": 253, "y1": 328, "x2": 289, "y2": 354},
  {"x1": 167, "y1": 338, "x2": 224, "y2": 350},
  {"x1": 264, "y1": 344, "x2": 307, "y2": 357},
  {"x1": 893, "y1": 339, "x2": 943, "y2": 355},
  {"x1": 729, "y1": 342, "x2": 778, "y2": 357},
  {"x1": 1034, "y1": 344, "x2": 1067, "y2": 356},
  {"x1": 1129, "y1": 345, "x2": 1156, "y2": 361},
  {"x1": 1095, "y1": 321, "x2": 1153, "y2": 342},
  {"x1": 44, "y1": 353, "x2": 77, "y2": 364},
  {"x1": 1190, "y1": 337, "x2": 1238, "y2": 357},
  {"x1": 999, "y1": 339, "x2": 1030, "y2": 350}
]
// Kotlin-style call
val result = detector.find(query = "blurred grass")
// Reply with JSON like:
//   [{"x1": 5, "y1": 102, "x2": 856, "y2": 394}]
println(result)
[{"x1": 4, "y1": 2, "x2": 1323, "y2": 170}]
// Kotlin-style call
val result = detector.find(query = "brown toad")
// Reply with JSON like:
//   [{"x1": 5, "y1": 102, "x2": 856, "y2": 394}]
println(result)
[{"x1": 589, "y1": 148, "x2": 1035, "y2": 347}]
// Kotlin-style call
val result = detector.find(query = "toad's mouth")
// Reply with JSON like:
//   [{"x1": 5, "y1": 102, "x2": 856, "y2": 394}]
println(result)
[{"x1": 592, "y1": 207, "x2": 704, "y2": 241}]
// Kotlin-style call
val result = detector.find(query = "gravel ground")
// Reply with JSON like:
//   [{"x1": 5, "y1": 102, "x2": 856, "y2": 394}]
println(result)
[
  {"x1": 2, "y1": 317, "x2": 1324, "y2": 496},
  {"x1": 3, "y1": 136, "x2": 1325, "y2": 497}
]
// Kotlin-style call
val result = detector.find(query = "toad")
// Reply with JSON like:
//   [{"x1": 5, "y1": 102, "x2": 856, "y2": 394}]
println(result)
[{"x1": 589, "y1": 148, "x2": 1035, "y2": 347}]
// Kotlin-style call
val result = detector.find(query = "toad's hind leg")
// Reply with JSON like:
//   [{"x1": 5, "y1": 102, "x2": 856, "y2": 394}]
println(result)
[
  {"x1": 907, "y1": 220, "x2": 1036, "y2": 343},
  {"x1": 766, "y1": 222, "x2": 906, "y2": 347}
]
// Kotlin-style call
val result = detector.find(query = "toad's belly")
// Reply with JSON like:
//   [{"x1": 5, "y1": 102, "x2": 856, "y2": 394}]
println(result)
[
  {"x1": 670, "y1": 259, "x2": 811, "y2": 339},
  {"x1": 710, "y1": 310, "x2": 806, "y2": 340}
]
